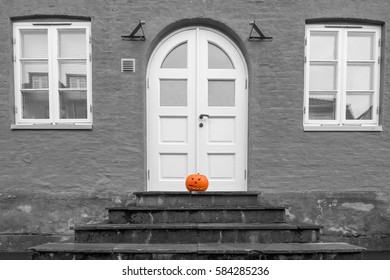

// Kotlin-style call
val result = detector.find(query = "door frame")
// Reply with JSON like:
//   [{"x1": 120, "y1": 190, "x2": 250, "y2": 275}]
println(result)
[{"x1": 146, "y1": 26, "x2": 249, "y2": 191}]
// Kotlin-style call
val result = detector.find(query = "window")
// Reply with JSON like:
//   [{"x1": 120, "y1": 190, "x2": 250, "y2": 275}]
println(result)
[
  {"x1": 304, "y1": 24, "x2": 382, "y2": 131},
  {"x1": 12, "y1": 21, "x2": 92, "y2": 128}
]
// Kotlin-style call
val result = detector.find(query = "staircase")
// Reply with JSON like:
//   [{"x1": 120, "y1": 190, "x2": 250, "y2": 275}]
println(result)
[{"x1": 30, "y1": 192, "x2": 365, "y2": 260}]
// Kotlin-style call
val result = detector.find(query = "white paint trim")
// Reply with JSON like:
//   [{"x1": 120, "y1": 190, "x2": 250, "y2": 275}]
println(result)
[
  {"x1": 10, "y1": 124, "x2": 93, "y2": 130},
  {"x1": 304, "y1": 24, "x2": 381, "y2": 129},
  {"x1": 13, "y1": 21, "x2": 92, "y2": 126},
  {"x1": 304, "y1": 125, "x2": 382, "y2": 132}
]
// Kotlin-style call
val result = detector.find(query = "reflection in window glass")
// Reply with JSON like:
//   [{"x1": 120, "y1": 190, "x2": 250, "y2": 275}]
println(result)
[
  {"x1": 60, "y1": 90, "x2": 88, "y2": 119},
  {"x1": 346, "y1": 93, "x2": 373, "y2": 120},
  {"x1": 22, "y1": 90, "x2": 49, "y2": 119},
  {"x1": 309, "y1": 94, "x2": 336, "y2": 120},
  {"x1": 58, "y1": 29, "x2": 86, "y2": 59},
  {"x1": 208, "y1": 43, "x2": 234, "y2": 69},
  {"x1": 347, "y1": 63, "x2": 373, "y2": 91},
  {"x1": 347, "y1": 32, "x2": 374, "y2": 61},
  {"x1": 161, "y1": 43, "x2": 187, "y2": 68},
  {"x1": 21, "y1": 61, "x2": 49, "y2": 89},
  {"x1": 310, "y1": 31, "x2": 338, "y2": 61},
  {"x1": 160, "y1": 80, "x2": 187, "y2": 106},
  {"x1": 58, "y1": 61, "x2": 87, "y2": 88},
  {"x1": 21, "y1": 30, "x2": 48, "y2": 58},
  {"x1": 208, "y1": 80, "x2": 235, "y2": 107},
  {"x1": 309, "y1": 63, "x2": 337, "y2": 91}
]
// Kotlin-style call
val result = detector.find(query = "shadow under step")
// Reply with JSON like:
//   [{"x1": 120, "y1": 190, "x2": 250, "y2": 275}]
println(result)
[
  {"x1": 75, "y1": 223, "x2": 321, "y2": 244},
  {"x1": 107, "y1": 206, "x2": 286, "y2": 224},
  {"x1": 30, "y1": 242, "x2": 365, "y2": 260},
  {"x1": 134, "y1": 191, "x2": 262, "y2": 207}
]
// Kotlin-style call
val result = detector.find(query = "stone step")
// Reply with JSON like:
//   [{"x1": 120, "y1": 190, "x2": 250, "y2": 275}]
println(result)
[
  {"x1": 107, "y1": 206, "x2": 286, "y2": 224},
  {"x1": 134, "y1": 191, "x2": 262, "y2": 207},
  {"x1": 74, "y1": 223, "x2": 321, "y2": 244},
  {"x1": 30, "y1": 242, "x2": 365, "y2": 260}
]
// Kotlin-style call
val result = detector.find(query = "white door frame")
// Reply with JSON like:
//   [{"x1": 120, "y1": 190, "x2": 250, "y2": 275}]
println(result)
[{"x1": 146, "y1": 26, "x2": 248, "y2": 191}]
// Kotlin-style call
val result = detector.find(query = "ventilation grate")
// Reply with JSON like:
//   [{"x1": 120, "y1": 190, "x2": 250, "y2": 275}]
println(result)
[{"x1": 121, "y1": 58, "x2": 135, "y2": 72}]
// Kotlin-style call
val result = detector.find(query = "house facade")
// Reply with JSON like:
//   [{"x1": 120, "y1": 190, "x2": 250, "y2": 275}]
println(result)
[{"x1": 0, "y1": 0, "x2": 389, "y2": 258}]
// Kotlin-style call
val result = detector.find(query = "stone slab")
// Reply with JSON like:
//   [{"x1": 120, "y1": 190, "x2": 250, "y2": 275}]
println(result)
[
  {"x1": 107, "y1": 206, "x2": 286, "y2": 224},
  {"x1": 197, "y1": 242, "x2": 365, "y2": 254},
  {"x1": 134, "y1": 192, "x2": 262, "y2": 207},
  {"x1": 75, "y1": 223, "x2": 320, "y2": 230},
  {"x1": 74, "y1": 223, "x2": 320, "y2": 244},
  {"x1": 107, "y1": 206, "x2": 286, "y2": 210},
  {"x1": 30, "y1": 242, "x2": 365, "y2": 260}
]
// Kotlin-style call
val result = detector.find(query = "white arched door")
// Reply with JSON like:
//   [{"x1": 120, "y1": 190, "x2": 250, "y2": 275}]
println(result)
[{"x1": 147, "y1": 27, "x2": 248, "y2": 191}]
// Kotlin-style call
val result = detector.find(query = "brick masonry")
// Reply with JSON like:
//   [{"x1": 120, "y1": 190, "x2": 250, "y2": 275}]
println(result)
[{"x1": 0, "y1": 0, "x2": 389, "y2": 254}]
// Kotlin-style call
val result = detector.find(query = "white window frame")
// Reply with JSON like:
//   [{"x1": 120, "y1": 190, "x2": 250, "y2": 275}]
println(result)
[
  {"x1": 304, "y1": 24, "x2": 382, "y2": 131},
  {"x1": 12, "y1": 21, "x2": 92, "y2": 129}
]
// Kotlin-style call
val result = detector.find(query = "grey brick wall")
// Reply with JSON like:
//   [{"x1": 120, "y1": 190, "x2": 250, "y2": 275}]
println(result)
[{"x1": 0, "y1": 0, "x2": 389, "y2": 253}]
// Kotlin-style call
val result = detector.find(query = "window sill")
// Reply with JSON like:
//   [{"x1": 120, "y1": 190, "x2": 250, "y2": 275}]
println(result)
[
  {"x1": 10, "y1": 123, "x2": 93, "y2": 130},
  {"x1": 304, "y1": 125, "x2": 382, "y2": 132}
]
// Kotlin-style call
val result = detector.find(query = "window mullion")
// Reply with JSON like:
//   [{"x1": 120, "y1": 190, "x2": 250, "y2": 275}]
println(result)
[
  {"x1": 373, "y1": 30, "x2": 380, "y2": 124},
  {"x1": 340, "y1": 29, "x2": 347, "y2": 125},
  {"x1": 87, "y1": 26, "x2": 92, "y2": 122},
  {"x1": 14, "y1": 27, "x2": 22, "y2": 124},
  {"x1": 49, "y1": 26, "x2": 59, "y2": 123},
  {"x1": 304, "y1": 27, "x2": 309, "y2": 124}
]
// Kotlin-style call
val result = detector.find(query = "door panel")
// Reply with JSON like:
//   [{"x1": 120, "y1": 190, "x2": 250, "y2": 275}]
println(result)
[{"x1": 147, "y1": 28, "x2": 247, "y2": 191}]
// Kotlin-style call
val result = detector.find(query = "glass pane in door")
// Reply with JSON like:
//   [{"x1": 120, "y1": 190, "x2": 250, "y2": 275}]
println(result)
[
  {"x1": 208, "y1": 43, "x2": 234, "y2": 69},
  {"x1": 161, "y1": 42, "x2": 187, "y2": 68},
  {"x1": 160, "y1": 79, "x2": 187, "y2": 106},
  {"x1": 208, "y1": 80, "x2": 235, "y2": 106}
]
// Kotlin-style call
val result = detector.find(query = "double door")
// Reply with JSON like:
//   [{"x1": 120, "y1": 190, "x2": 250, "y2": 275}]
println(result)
[{"x1": 147, "y1": 28, "x2": 248, "y2": 191}]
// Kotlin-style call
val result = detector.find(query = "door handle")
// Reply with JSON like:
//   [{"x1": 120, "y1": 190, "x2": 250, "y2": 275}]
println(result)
[{"x1": 199, "y1": 114, "x2": 210, "y2": 119}]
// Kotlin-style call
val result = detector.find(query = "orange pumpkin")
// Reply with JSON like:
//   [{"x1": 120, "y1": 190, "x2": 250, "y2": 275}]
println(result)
[{"x1": 185, "y1": 173, "x2": 209, "y2": 192}]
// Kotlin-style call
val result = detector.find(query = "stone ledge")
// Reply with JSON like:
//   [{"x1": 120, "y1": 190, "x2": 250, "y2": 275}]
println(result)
[
  {"x1": 30, "y1": 242, "x2": 365, "y2": 254},
  {"x1": 75, "y1": 223, "x2": 322, "y2": 230},
  {"x1": 106, "y1": 206, "x2": 286, "y2": 211},
  {"x1": 134, "y1": 191, "x2": 261, "y2": 196}
]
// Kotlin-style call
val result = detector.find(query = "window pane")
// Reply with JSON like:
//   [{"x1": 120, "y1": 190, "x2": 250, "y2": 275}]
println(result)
[
  {"x1": 22, "y1": 90, "x2": 49, "y2": 119},
  {"x1": 208, "y1": 43, "x2": 234, "y2": 69},
  {"x1": 347, "y1": 32, "x2": 374, "y2": 61},
  {"x1": 20, "y1": 30, "x2": 48, "y2": 58},
  {"x1": 310, "y1": 31, "x2": 338, "y2": 60},
  {"x1": 58, "y1": 29, "x2": 86, "y2": 58},
  {"x1": 160, "y1": 80, "x2": 187, "y2": 106},
  {"x1": 309, "y1": 93, "x2": 336, "y2": 120},
  {"x1": 208, "y1": 80, "x2": 235, "y2": 107},
  {"x1": 60, "y1": 90, "x2": 87, "y2": 119},
  {"x1": 21, "y1": 61, "x2": 49, "y2": 89},
  {"x1": 59, "y1": 61, "x2": 87, "y2": 88},
  {"x1": 347, "y1": 63, "x2": 373, "y2": 90},
  {"x1": 161, "y1": 43, "x2": 187, "y2": 68},
  {"x1": 309, "y1": 63, "x2": 337, "y2": 91},
  {"x1": 346, "y1": 93, "x2": 373, "y2": 120}
]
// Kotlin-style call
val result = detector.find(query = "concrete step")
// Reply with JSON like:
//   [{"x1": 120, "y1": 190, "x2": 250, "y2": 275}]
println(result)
[
  {"x1": 107, "y1": 206, "x2": 286, "y2": 224},
  {"x1": 134, "y1": 191, "x2": 262, "y2": 207},
  {"x1": 30, "y1": 242, "x2": 365, "y2": 260},
  {"x1": 74, "y1": 223, "x2": 321, "y2": 244}
]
